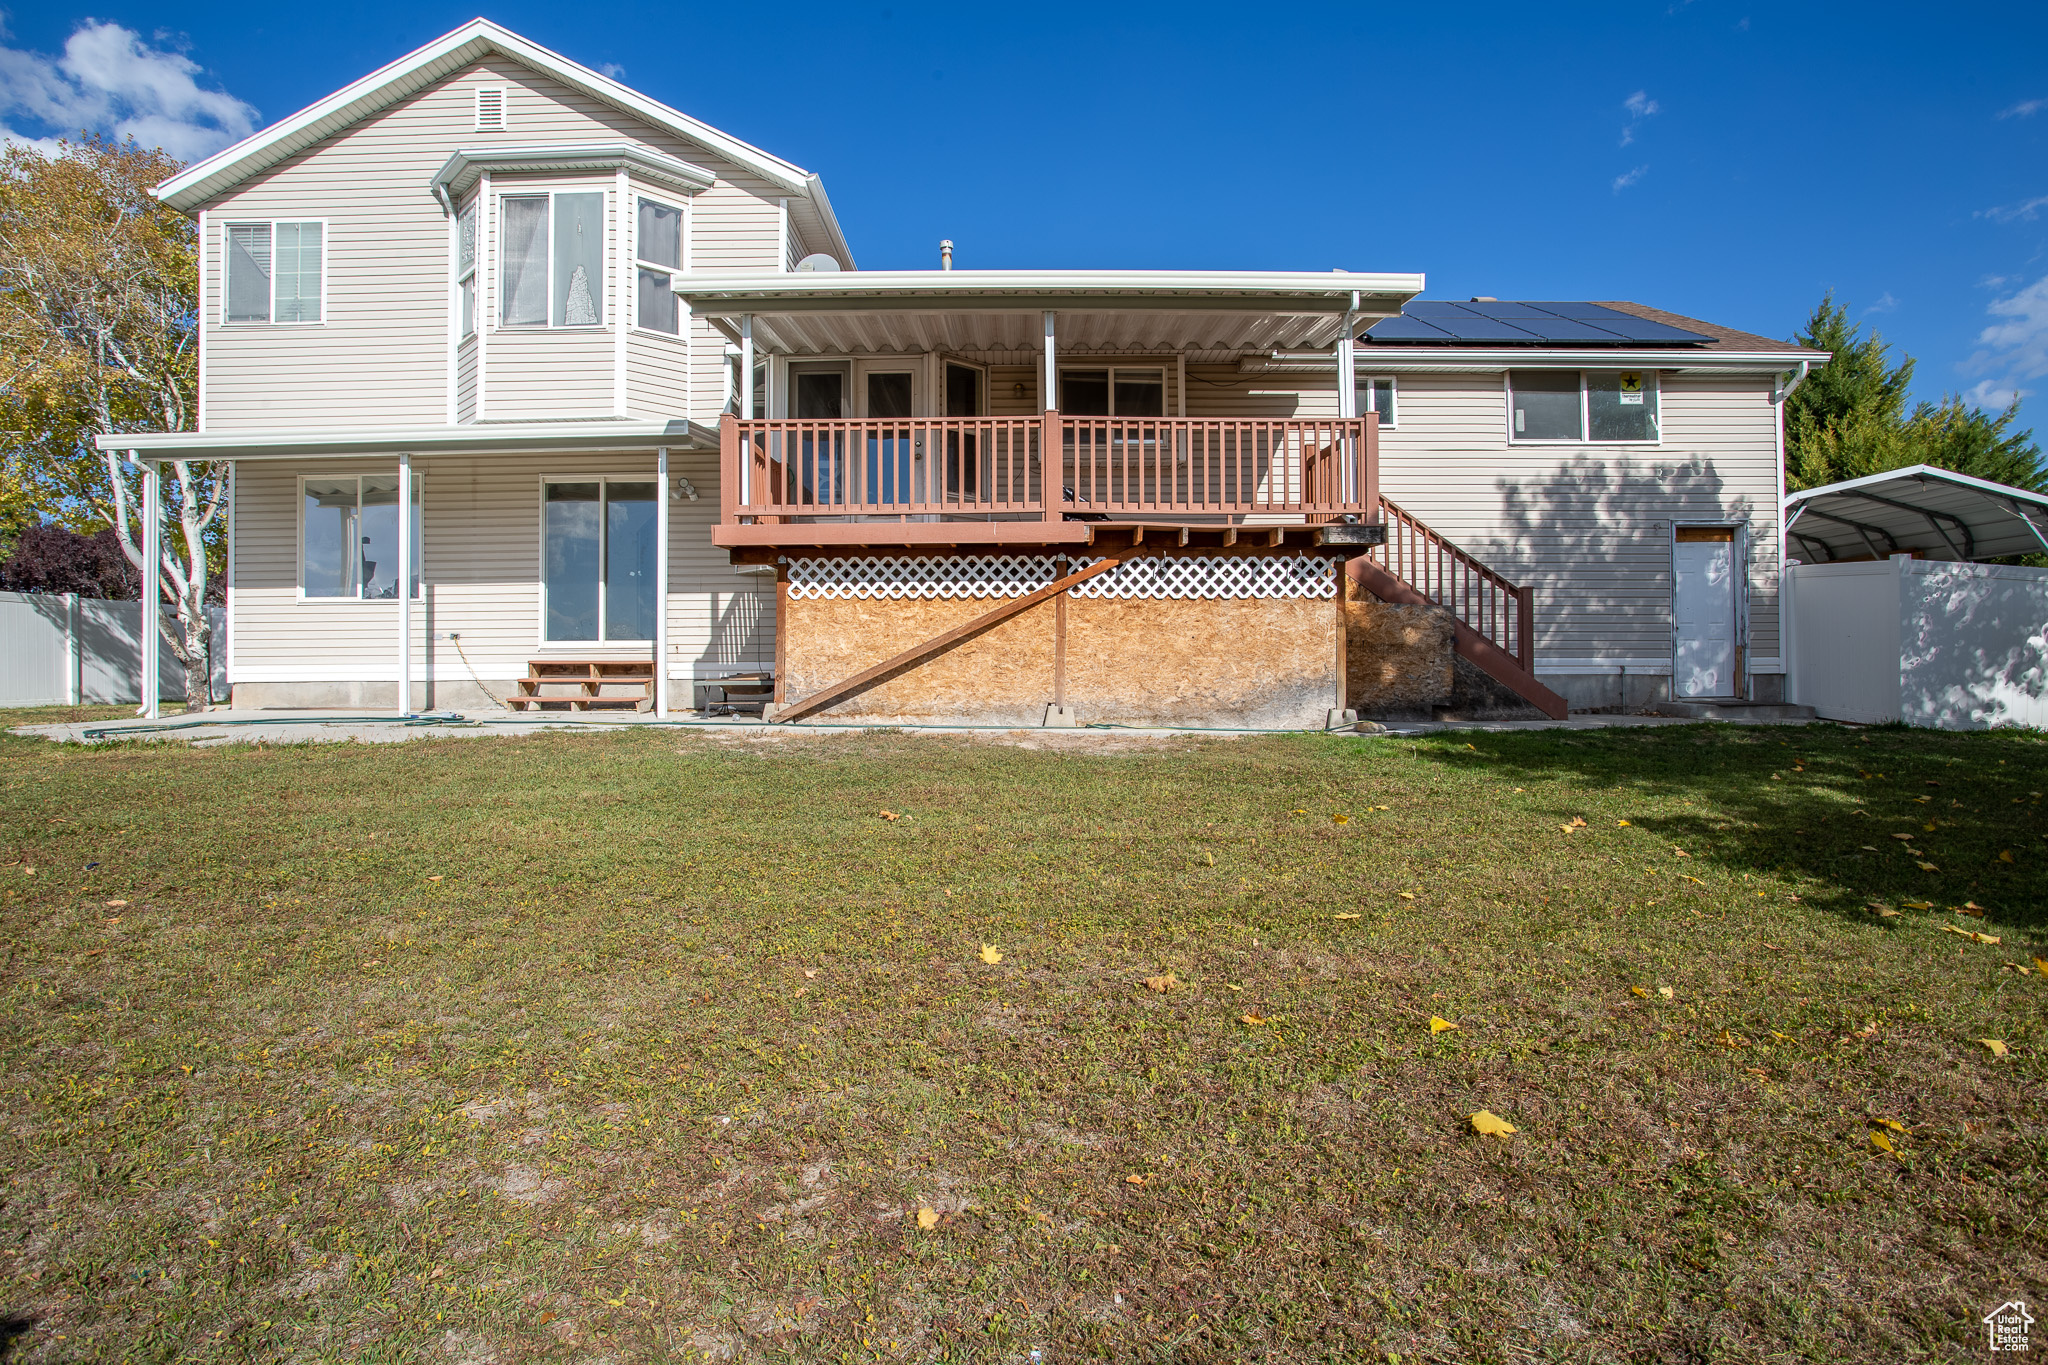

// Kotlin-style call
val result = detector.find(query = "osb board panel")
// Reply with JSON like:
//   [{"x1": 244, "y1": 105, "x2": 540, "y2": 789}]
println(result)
[
  {"x1": 783, "y1": 596, "x2": 1055, "y2": 726},
  {"x1": 1065, "y1": 597, "x2": 1336, "y2": 729},
  {"x1": 783, "y1": 594, "x2": 1340, "y2": 728},
  {"x1": 1344, "y1": 575, "x2": 1454, "y2": 713}
]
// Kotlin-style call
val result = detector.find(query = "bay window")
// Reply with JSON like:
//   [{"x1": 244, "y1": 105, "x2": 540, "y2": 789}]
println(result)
[
  {"x1": 301, "y1": 474, "x2": 421, "y2": 599},
  {"x1": 456, "y1": 202, "x2": 477, "y2": 337},
  {"x1": 635, "y1": 196, "x2": 683, "y2": 334},
  {"x1": 500, "y1": 191, "x2": 606, "y2": 328},
  {"x1": 543, "y1": 478, "x2": 657, "y2": 642}
]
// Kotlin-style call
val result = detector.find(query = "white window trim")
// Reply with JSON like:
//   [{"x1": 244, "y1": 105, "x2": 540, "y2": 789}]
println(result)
[
  {"x1": 630, "y1": 189, "x2": 691, "y2": 340},
  {"x1": 535, "y1": 472, "x2": 662, "y2": 648},
  {"x1": 221, "y1": 218, "x2": 329, "y2": 327},
  {"x1": 1057, "y1": 363, "x2": 1170, "y2": 417},
  {"x1": 294, "y1": 471, "x2": 422, "y2": 604},
  {"x1": 497, "y1": 189, "x2": 609, "y2": 331},
  {"x1": 1505, "y1": 368, "x2": 1662, "y2": 446},
  {"x1": 1355, "y1": 373, "x2": 1398, "y2": 428}
]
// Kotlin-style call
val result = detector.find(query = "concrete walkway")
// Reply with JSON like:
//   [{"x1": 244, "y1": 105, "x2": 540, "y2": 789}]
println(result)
[{"x1": 12, "y1": 706, "x2": 1815, "y2": 747}]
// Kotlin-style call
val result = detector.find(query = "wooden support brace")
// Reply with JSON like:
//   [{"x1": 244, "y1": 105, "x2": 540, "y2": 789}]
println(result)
[{"x1": 774, "y1": 553, "x2": 1129, "y2": 724}]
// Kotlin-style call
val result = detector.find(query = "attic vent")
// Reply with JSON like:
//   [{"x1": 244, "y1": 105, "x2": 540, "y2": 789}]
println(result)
[{"x1": 474, "y1": 87, "x2": 506, "y2": 131}]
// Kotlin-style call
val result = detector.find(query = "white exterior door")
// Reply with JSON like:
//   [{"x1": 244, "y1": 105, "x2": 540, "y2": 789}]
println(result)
[{"x1": 1673, "y1": 527, "x2": 1739, "y2": 698}]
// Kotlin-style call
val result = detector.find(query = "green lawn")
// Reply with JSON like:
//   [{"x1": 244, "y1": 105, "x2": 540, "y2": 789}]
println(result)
[{"x1": 0, "y1": 722, "x2": 2042, "y2": 1363}]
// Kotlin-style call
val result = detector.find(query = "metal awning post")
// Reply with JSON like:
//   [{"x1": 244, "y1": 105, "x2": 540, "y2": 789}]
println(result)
[
  {"x1": 1041, "y1": 310, "x2": 1057, "y2": 412},
  {"x1": 1335, "y1": 292, "x2": 1359, "y2": 501},
  {"x1": 397, "y1": 450, "x2": 413, "y2": 716},
  {"x1": 139, "y1": 455, "x2": 160, "y2": 720},
  {"x1": 656, "y1": 445, "x2": 670, "y2": 719}
]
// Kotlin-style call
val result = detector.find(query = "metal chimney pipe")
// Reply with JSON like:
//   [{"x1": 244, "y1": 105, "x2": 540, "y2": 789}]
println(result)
[{"x1": 940, "y1": 239, "x2": 953, "y2": 271}]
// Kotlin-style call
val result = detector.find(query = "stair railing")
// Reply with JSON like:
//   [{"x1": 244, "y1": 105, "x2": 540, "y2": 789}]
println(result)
[{"x1": 1368, "y1": 497, "x2": 1535, "y2": 672}]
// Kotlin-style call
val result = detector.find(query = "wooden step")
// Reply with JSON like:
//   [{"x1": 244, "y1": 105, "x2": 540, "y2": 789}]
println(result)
[{"x1": 508, "y1": 659, "x2": 656, "y2": 713}]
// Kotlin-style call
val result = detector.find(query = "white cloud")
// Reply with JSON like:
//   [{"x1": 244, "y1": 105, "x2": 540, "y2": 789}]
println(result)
[
  {"x1": 1962, "y1": 274, "x2": 2048, "y2": 410},
  {"x1": 0, "y1": 20, "x2": 257, "y2": 162},
  {"x1": 1620, "y1": 89, "x2": 1661, "y2": 146},
  {"x1": 1998, "y1": 97, "x2": 2047, "y2": 119},
  {"x1": 1977, "y1": 194, "x2": 2048, "y2": 224},
  {"x1": 1863, "y1": 291, "x2": 1898, "y2": 315},
  {"x1": 1612, "y1": 164, "x2": 1649, "y2": 193},
  {"x1": 597, "y1": 62, "x2": 626, "y2": 80}
]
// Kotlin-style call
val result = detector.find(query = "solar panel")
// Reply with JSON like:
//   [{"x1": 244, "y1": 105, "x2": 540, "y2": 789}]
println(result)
[{"x1": 1362, "y1": 300, "x2": 1714, "y2": 346}]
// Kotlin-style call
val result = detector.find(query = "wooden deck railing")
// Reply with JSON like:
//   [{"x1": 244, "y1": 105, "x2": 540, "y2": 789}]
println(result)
[
  {"x1": 721, "y1": 412, "x2": 1377, "y2": 525},
  {"x1": 1368, "y1": 496, "x2": 1535, "y2": 670}
]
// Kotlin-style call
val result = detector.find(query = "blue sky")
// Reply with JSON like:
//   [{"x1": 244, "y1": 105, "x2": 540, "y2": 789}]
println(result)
[{"x1": 4, "y1": 2, "x2": 2046, "y2": 428}]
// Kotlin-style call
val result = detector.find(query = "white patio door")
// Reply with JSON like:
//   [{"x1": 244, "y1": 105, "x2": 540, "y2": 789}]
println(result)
[{"x1": 1673, "y1": 526, "x2": 1739, "y2": 698}]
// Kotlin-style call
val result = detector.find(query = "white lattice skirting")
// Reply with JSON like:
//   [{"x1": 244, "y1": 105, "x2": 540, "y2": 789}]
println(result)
[{"x1": 785, "y1": 554, "x2": 1340, "y2": 601}]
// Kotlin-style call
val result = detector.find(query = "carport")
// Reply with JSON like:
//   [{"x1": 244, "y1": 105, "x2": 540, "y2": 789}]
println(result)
[{"x1": 1782, "y1": 466, "x2": 2048, "y2": 728}]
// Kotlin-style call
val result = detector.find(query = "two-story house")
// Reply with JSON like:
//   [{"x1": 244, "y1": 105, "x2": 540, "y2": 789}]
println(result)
[{"x1": 107, "y1": 19, "x2": 1824, "y2": 727}]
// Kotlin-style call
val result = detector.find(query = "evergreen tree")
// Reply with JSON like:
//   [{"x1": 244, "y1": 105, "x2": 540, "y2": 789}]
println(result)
[{"x1": 1783, "y1": 293, "x2": 2043, "y2": 492}]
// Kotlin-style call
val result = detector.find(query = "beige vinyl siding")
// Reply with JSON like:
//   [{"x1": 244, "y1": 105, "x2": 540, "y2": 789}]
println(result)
[
  {"x1": 627, "y1": 330, "x2": 692, "y2": 418},
  {"x1": 455, "y1": 336, "x2": 477, "y2": 421},
  {"x1": 229, "y1": 450, "x2": 772, "y2": 695},
  {"x1": 487, "y1": 329, "x2": 615, "y2": 418},
  {"x1": 1371, "y1": 371, "x2": 1781, "y2": 666},
  {"x1": 1184, "y1": 365, "x2": 1336, "y2": 419},
  {"x1": 199, "y1": 56, "x2": 787, "y2": 432}
]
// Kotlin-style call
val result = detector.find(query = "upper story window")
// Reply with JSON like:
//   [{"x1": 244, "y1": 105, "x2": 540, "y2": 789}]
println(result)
[
  {"x1": 500, "y1": 192, "x2": 605, "y2": 329},
  {"x1": 301, "y1": 474, "x2": 421, "y2": 600},
  {"x1": 1508, "y1": 369, "x2": 1659, "y2": 443},
  {"x1": 1060, "y1": 367, "x2": 1164, "y2": 416},
  {"x1": 474, "y1": 86, "x2": 506, "y2": 130},
  {"x1": 1358, "y1": 375, "x2": 1397, "y2": 428},
  {"x1": 225, "y1": 220, "x2": 323, "y2": 325},
  {"x1": 634, "y1": 195, "x2": 683, "y2": 335},
  {"x1": 456, "y1": 202, "x2": 477, "y2": 337}
]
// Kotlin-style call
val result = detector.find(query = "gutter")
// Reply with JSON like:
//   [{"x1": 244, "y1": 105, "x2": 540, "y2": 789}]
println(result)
[{"x1": 1249, "y1": 347, "x2": 1830, "y2": 373}]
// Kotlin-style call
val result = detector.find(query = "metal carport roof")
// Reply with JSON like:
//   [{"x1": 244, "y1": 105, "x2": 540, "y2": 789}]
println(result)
[{"x1": 1782, "y1": 464, "x2": 2048, "y2": 563}]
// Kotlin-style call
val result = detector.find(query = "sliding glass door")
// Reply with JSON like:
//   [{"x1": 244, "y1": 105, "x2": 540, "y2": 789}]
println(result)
[{"x1": 543, "y1": 478, "x2": 657, "y2": 642}]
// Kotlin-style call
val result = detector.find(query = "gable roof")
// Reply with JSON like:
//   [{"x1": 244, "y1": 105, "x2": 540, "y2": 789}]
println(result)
[
  {"x1": 152, "y1": 18, "x2": 853, "y2": 267},
  {"x1": 1593, "y1": 301, "x2": 1821, "y2": 356}
]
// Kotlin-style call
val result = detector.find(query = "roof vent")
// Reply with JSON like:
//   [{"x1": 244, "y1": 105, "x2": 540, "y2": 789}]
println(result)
[
  {"x1": 1470, "y1": 296, "x2": 1497, "y2": 302},
  {"x1": 474, "y1": 87, "x2": 506, "y2": 131}
]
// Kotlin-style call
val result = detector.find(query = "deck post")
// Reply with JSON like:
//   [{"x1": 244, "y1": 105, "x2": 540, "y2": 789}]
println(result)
[
  {"x1": 656, "y1": 446, "x2": 670, "y2": 718},
  {"x1": 139, "y1": 456, "x2": 159, "y2": 719},
  {"x1": 1041, "y1": 310, "x2": 1056, "y2": 411},
  {"x1": 1336, "y1": 293, "x2": 1358, "y2": 502},
  {"x1": 740, "y1": 314, "x2": 754, "y2": 417},
  {"x1": 1517, "y1": 584, "x2": 1535, "y2": 673},
  {"x1": 397, "y1": 450, "x2": 413, "y2": 716}
]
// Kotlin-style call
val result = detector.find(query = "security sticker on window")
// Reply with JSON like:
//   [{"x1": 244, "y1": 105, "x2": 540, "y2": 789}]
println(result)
[{"x1": 1619, "y1": 372, "x2": 1644, "y2": 406}]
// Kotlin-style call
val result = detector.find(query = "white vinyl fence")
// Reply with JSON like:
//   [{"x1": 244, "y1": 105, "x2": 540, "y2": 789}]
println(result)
[
  {"x1": 1786, "y1": 557, "x2": 2048, "y2": 729},
  {"x1": 0, "y1": 592, "x2": 204, "y2": 706}
]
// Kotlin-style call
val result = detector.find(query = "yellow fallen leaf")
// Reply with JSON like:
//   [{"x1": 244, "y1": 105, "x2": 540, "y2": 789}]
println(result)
[
  {"x1": 104, "y1": 899, "x2": 127, "y2": 908},
  {"x1": 878, "y1": 810, "x2": 899, "y2": 821},
  {"x1": 1469, "y1": 1110, "x2": 1516, "y2": 1137},
  {"x1": 802, "y1": 969, "x2": 819, "y2": 979},
  {"x1": 1226, "y1": 983, "x2": 1243, "y2": 992},
  {"x1": 1890, "y1": 833, "x2": 1915, "y2": 841},
  {"x1": 1143, "y1": 973, "x2": 1177, "y2": 993},
  {"x1": 1923, "y1": 823, "x2": 1937, "y2": 832},
  {"x1": 1770, "y1": 1031, "x2": 1793, "y2": 1042},
  {"x1": 1916, "y1": 861, "x2": 1939, "y2": 872},
  {"x1": 1124, "y1": 1174, "x2": 1145, "y2": 1186},
  {"x1": 1673, "y1": 849, "x2": 1689, "y2": 857},
  {"x1": 1397, "y1": 891, "x2": 1416, "y2": 900},
  {"x1": 426, "y1": 875, "x2": 443, "y2": 882},
  {"x1": 1871, "y1": 1117, "x2": 1909, "y2": 1134},
  {"x1": 1978, "y1": 1038, "x2": 2009, "y2": 1056},
  {"x1": 1289, "y1": 808, "x2": 1306, "y2": 815},
  {"x1": 1429, "y1": 1016, "x2": 1457, "y2": 1033},
  {"x1": 1332, "y1": 814, "x2": 1349, "y2": 825},
  {"x1": 1869, "y1": 1131, "x2": 1898, "y2": 1155},
  {"x1": 1966, "y1": 900, "x2": 1987, "y2": 910},
  {"x1": 1630, "y1": 986, "x2": 1650, "y2": 998},
  {"x1": 1617, "y1": 819, "x2": 1631, "y2": 826},
  {"x1": 916, "y1": 1206, "x2": 940, "y2": 1229},
  {"x1": 1999, "y1": 849, "x2": 2016, "y2": 863},
  {"x1": 1333, "y1": 912, "x2": 1360, "y2": 920},
  {"x1": 1870, "y1": 906, "x2": 1900, "y2": 918},
  {"x1": 1901, "y1": 901, "x2": 1932, "y2": 910},
  {"x1": 1240, "y1": 1013, "x2": 1267, "y2": 1026},
  {"x1": 1465, "y1": 743, "x2": 1477, "y2": 751},
  {"x1": 2035, "y1": 957, "x2": 2048, "y2": 976},
  {"x1": 1941, "y1": 925, "x2": 2001, "y2": 944},
  {"x1": 979, "y1": 944, "x2": 1002, "y2": 964},
  {"x1": 1657, "y1": 986, "x2": 1674, "y2": 999}
]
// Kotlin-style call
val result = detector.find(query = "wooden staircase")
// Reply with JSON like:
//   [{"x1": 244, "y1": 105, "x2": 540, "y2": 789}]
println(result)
[
  {"x1": 506, "y1": 660, "x2": 656, "y2": 712},
  {"x1": 1350, "y1": 498, "x2": 1569, "y2": 720}
]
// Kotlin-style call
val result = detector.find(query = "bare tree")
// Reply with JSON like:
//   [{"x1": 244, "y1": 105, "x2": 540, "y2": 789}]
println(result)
[{"x1": 0, "y1": 136, "x2": 221, "y2": 711}]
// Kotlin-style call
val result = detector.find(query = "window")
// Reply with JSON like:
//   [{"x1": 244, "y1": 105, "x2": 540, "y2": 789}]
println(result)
[
  {"x1": 1059, "y1": 367, "x2": 1165, "y2": 415},
  {"x1": 500, "y1": 192, "x2": 606, "y2": 328},
  {"x1": 543, "y1": 478, "x2": 657, "y2": 642},
  {"x1": 635, "y1": 196, "x2": 683, "y2": 334},
  {"x1": 1508, "y1": 369, "x2": 1659, "y2": 443},
  {"x1": 474, "y1": 86, "x2": 506, "y2": 130},
  {"x1": 1357, "y1": 375, "x2": 1397, "y2": 428},
  {"x1": 225, "y1": 220, "x2": 323, "y2": 324},
  {"x1": 301, "y1": 474, "x2": 421, "y2": 599},
  {"x1": 456, "y1": 202, "x2": 477, "y2": 337}
]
